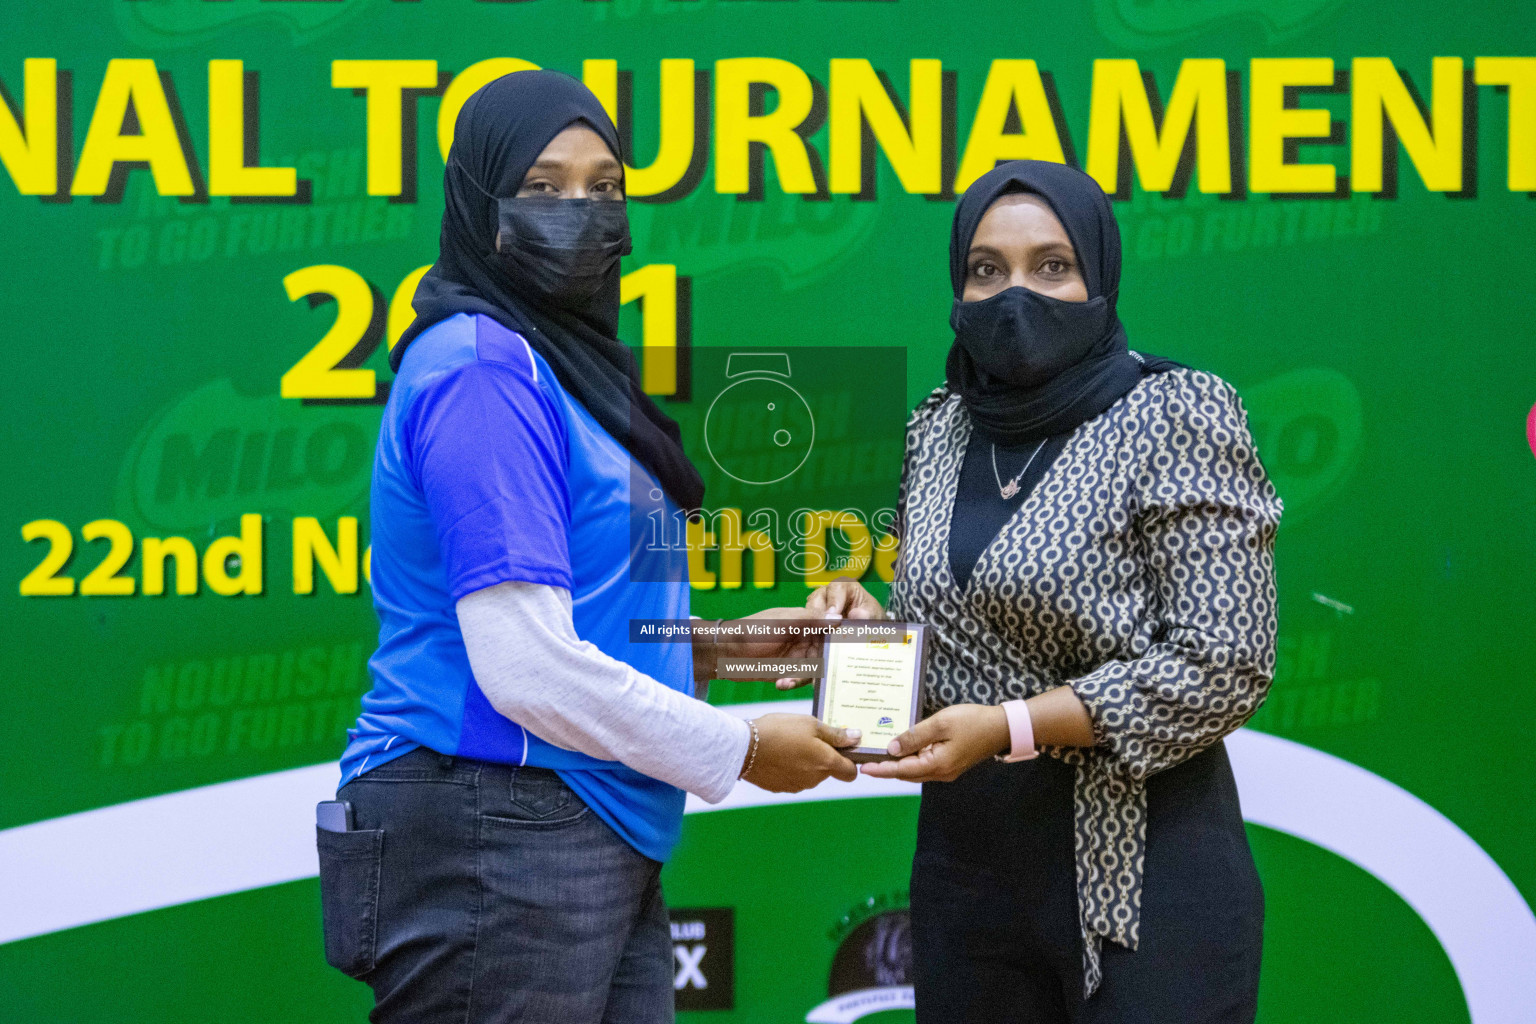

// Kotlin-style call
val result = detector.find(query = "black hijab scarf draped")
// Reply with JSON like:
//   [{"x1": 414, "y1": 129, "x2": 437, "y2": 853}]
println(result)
[
  {"x1": 392, "y1": 70, "x2": 705, "y2": 514},
  {"x1": 945, "y1": 160, "x2": 1175, "y2": 446}
]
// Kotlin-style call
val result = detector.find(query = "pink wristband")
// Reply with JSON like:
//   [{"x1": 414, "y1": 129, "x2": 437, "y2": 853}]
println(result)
[{"x1": 999, "y1": 699, "x2": 1038, "y2": 762}]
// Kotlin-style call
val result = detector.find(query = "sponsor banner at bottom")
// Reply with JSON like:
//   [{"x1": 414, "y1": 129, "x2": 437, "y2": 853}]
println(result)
[
  {"x1": 805, "y1": 985, "x2": 916, "y2": 1023},
  {"x1": 670, "y1": 906, "x2": 734, "y2": 1011}
]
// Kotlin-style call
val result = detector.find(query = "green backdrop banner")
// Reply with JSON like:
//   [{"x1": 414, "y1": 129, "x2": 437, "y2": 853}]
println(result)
[{"x1": 3, "y1": 1, "x2": 1534, "y2": 1021}]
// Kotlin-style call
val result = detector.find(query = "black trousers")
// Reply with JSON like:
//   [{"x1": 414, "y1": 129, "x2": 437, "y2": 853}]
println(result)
[{"x1": 910, "y1": 742, "x2": 1263, "y2": 1024}]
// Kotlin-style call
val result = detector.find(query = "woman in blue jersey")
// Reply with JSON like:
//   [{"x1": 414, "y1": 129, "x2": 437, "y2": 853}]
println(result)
[{"x1": 316, "y1": 70, "x2": 858, "y2": 1023}]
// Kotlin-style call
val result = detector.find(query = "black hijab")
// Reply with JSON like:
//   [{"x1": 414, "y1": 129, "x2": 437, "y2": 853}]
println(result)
[
  {"x1": 392, "y1": 70, "x2": 705, "y2": 514},
  {"x1": 945, "y1": 160, "x2": 1172, "y2": 446}
]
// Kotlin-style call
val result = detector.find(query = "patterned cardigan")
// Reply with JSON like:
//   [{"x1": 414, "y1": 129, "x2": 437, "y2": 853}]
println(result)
[{"x1": 885, "y1": 366, "x2": 1283, "y2": 996}]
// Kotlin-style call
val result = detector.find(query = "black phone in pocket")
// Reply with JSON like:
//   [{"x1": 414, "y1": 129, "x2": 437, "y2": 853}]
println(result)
[{"x1": 316, "y1": 800, "x2": 354, "y2": 832}]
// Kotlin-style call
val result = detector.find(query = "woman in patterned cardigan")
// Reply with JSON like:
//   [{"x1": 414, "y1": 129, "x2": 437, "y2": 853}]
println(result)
[{"x1": 801, "y1": 160, "x2": 1283, "y2": 1022}]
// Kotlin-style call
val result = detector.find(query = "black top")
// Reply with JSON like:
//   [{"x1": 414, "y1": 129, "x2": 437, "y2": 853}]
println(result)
[
  {"x1": 947, "y1": 356, "x2": 1185, "y2": 590},
  {"x1": 949, "y1": 428, "x2": 1071, "y2": 590}
]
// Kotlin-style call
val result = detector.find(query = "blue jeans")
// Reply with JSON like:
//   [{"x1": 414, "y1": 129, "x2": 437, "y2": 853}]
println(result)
[{"x1": 317, "y1": 746, "x2": 674, "y2": 1023}]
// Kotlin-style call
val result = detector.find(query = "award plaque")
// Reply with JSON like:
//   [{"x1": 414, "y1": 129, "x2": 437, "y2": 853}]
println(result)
[{"x1": 812, "y1": 622, "x2": 928, "y2": 763}]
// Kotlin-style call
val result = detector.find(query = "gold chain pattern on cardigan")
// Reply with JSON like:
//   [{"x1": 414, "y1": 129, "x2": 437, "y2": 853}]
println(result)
[{"x1": 886, "y1": 366, "x2": 1283, "y2": 996}]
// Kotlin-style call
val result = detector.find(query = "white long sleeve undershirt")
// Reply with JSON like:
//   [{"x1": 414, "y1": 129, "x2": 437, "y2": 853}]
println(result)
[{"x1": 455, "y1": 580, "x2": 751, "y2": 804}]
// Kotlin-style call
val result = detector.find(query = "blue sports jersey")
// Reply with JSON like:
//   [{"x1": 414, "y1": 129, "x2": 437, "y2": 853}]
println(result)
[{"x1": 340, "y1": 311, "x2": 694, "y2": 862}]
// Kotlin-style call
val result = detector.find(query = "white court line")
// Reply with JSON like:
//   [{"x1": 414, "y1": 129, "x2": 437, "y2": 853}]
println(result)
[
  {"x1": 1227, "y1": 728, "x2": 1536, "y2": 1024},
  {"x1": 0, "y1": 760, "x2": 339, "y2": 947},
  {"x1": 1, "y1": 701, "x2": 1532, "y2": 1023}
]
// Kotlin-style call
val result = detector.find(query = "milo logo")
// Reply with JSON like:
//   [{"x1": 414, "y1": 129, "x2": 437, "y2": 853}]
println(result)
[
  {"x1": 114, "y1": 0, "x2": 378, "y2": 50},
  {"x1": 1094, "y1": 0, "x2": 1344, "y2": 49},
  {"x1": 118, "y1": 379, "x2": 377, "y2": 533},
  {"x1": 1242, "y1": 367, "x2": 1362, "y2": 527}
]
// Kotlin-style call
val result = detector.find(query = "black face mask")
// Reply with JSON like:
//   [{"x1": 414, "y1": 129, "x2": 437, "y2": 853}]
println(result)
[
  {"x1": 494, "y1": 197, "x2": 632, "y2": 308},
  {"x1": 950, "y1": 286, "x2": 1111, "y2": 388}
]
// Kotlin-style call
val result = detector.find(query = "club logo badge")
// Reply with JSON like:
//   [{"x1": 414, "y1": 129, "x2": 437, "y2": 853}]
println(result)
[{"x1": 806, "y1": 894, "x2": 913, "y2": 1023}]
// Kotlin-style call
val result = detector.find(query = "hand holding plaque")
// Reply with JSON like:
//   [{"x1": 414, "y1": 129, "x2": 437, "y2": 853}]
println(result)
[
  {"x1": 739, "y1": 713, "x2": 860, "y2": 792},
  {"x1": 812, "y1": 622, "x2": 927, "y2": 763}
]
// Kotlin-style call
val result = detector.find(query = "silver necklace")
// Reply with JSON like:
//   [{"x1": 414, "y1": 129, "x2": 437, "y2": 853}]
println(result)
[{"x1": 990, "y1": 439, "x2": 1047, "y2": 500}]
